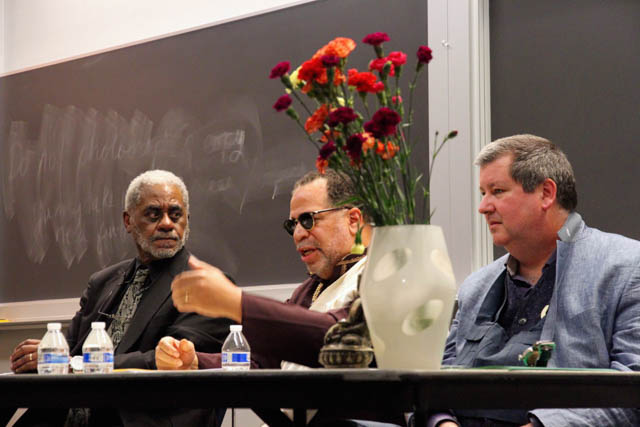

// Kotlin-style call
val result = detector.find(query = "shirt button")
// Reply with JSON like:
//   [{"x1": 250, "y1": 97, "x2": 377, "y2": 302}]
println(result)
[{"x1": 518, "y1": 318, "x2": 527, "y2": 325}]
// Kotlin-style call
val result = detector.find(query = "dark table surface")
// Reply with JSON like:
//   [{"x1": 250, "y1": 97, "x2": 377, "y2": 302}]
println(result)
[{"x1": 2, "y1": 368, "x2": 640, "y2": 426}]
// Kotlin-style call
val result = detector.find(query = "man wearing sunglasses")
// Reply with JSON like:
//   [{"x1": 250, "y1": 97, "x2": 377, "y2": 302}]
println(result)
[
  {"x1": 155, "y1": 170, "x2": 410, "y2": 425},
  {"x1": 156, "y1": 169, "x2": 372, "y2": 372}
]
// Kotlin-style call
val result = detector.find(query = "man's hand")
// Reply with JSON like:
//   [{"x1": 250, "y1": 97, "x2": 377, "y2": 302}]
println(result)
[
  {"x1": 10, "y1": 339, "x2": 40, "y2": 373},
  {"x1": 171, "y1": 255, "x2": 242, "y2": 322},
  {"x1": 155, "y1": 337, "x2": 198, "y2": 370}
]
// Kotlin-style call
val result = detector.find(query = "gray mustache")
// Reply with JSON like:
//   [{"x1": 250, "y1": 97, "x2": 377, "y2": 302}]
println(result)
[{"x1": 152, "y1": 234, "x2": 178, "y2": 241}]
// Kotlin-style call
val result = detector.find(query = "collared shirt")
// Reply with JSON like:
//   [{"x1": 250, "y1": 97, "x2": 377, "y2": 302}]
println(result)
[
  {"x1": 498, "y1": 251, "x2": 556, "y2": 339},
  {"x1": 105, "y1": 255, "x2": 178, "y2": 316}
]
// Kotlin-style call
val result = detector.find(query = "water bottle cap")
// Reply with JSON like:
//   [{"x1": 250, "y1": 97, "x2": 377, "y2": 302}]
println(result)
[
  {"x1": 230, "y1": 324, "x2": 242, "y2": 332},
  {"x1": 47, "y1": 322, "x2": 62, "y2": 330},
  {"x1": 91, "y1": 322, "x2": 106, "y2": 329}
]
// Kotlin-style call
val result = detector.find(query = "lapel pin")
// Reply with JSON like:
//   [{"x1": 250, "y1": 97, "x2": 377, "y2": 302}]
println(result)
[{"x1": 541, "y1": 304, "x2": 549, "y2": 319}]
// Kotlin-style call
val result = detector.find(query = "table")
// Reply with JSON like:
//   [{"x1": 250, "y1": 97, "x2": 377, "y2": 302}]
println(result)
[{"x1": 2, "y1": 368, "x2": 640, "y2": 426}]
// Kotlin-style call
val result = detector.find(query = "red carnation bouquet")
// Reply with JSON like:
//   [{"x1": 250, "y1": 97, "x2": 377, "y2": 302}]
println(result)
[{"x1": 270, "y1": 32, "x2": 457, "y2": 226}]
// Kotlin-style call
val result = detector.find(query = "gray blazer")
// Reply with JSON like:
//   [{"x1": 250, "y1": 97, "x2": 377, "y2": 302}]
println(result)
[{"x1": 444, "y1": 212, "x2": 640, "y2": 426}]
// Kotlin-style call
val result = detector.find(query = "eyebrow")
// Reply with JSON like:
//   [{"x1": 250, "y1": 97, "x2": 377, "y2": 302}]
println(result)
[{"x1": 143, "y1": 203, "x2": 184, "y2": 213}]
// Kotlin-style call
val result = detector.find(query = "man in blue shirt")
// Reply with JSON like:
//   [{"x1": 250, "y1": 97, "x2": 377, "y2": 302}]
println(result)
[{"x1": 435, "y1": 134, "x2": 640, "y2": 426}]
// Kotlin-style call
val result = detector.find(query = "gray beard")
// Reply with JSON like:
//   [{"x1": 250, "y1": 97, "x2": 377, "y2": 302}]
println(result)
[{"x1": 134, "y1": 223, "x2": 190, "y2": 261}]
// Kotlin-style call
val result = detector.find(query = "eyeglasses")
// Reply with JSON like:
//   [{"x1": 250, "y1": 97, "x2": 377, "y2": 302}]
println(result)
[{"x1": 283, "y1": 206, "x2": 350, "y2": 236}]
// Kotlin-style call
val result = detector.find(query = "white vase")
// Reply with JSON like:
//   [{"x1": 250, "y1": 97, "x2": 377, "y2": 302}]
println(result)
[{"x1": 360, "y1": 224, "x2": 457, "y2": 369}]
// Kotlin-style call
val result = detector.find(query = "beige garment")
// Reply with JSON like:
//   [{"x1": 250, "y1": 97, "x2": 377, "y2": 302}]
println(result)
[
  {"x1": 281, "y1": 256, "x2": 367, "y2": 371},
  {"x1": 279, "y1": 256, "x2": 367, "y2": 424}
]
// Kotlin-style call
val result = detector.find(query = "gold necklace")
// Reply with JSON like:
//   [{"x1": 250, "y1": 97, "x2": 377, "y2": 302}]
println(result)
[{"x1": 311, "y1": 283, "x2": 324, "y2": 302}]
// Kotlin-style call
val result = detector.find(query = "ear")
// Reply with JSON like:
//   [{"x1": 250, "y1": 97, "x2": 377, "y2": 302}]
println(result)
[
  {"x1": 540, "y1": 178, "x2": 558, "y2": 210},
  {"x1": 123, "y1": 211, "x2": 133, "y2": 234},
  {"x1": 346, "y1": 207, "x2": 363, "y2": 236}
]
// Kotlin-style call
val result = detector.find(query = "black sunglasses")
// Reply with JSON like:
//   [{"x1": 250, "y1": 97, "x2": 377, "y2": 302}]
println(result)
[{"x1": 283, "y1": 206, "x2": 350, "y2": 235}]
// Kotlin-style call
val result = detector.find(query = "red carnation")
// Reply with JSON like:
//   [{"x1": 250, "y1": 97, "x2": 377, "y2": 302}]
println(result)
[
  {"x1": 347, "y1": 69, "x2": 381, "y2": 93},
  {"x1": 327, "y1": 107, "x2": 358, "y2": 127},
  {"x1": 392, "y1": 95, "x2": 403, "y2": 104},
  {"x1": 369, "y1": 58, "x2": 395, "y2": 76},
  {"x1": 319, "y1": 140, "x2": 337, "y2": 160},
  {"x1": 298, "y1": 57, "x2": 326, "y2": 83},
  {"x1": 362, "y1": 32, "x2": 390, "y2": 46},
  {"x1": 321, "y1": 54, "x2": 340, "y2": 67},
  {"x1": 269, "y1": 61, "x2": 290, "y2": 79},
  {"x1": 273, "y1": 94, "x2": 292, "y2": 112},
  {"x1": 346, "y1": 134, "x2": 365, "y2": 162},
  {"x1": 372, "y1": 81, "x2": 385, "y2": 93},
  {"x1": 364, "y1": 107, "x2": 401, "y2": 138},
  {"x1": 417, "y1": 46, "x2": 433, "y2": 64},
  {"x1": 387, "y1": 51, "x2": 407, "y2": 67}
]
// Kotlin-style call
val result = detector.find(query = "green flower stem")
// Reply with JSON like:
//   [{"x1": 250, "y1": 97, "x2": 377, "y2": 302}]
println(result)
[
  {"x1": 427, "y1": 132, "x2": 453, "y2": 193},
  {"x1": 406, "y1": 65, "x2": 423, "y2": 145},
  {"x1": 290, "y1": 89, "x2": 315, "y2": 117},
  {"x1": 359, "y1": 92, "x2": 371, "y2": 119}
]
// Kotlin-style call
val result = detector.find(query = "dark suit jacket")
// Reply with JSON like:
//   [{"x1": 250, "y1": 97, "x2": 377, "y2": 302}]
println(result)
[
  {"x1": 14, "y1": 248, "x2": 230, "y2": 426},
  {"x1": 65, "y1": 247, "x2": 231, "y2": 369}
]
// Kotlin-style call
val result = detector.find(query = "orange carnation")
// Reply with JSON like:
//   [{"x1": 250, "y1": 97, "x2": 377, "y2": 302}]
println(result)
[
  {"x1": 299, "y1": 56, "x2": 345, "y2": 93},
  {"x1": 361, "y1": 132, "x2": 376, "y2": 153},
  {"x1": 314, "y1": 37, "x2": 356, "y2": 59},
  {"x1": 324, "y1": 37, "x2": 356, "y2": 58},
  {"x1": 305, "y1": 104, "x2": 329, "y2": 134},
  {"x1": 376, "y1": 141, "x2": 399, "y2": 160},
  {"x1": 315, "y1": 67, "x2": 345, "y2": 86},
  {"x1": 321, "y1": 129, "x2": 341, "y2": 143},
  {"x1": 316, "y1": 157, "x2": 329, "y2": 174}
]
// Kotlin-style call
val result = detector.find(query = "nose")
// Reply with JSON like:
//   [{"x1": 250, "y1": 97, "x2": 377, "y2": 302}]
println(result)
[
  {"x1": 478, "y1": 194, "x2": 493, "y2": 215},
  {"x1": 292, "y1": 221, "x2": 309, "y2": 243},
  {"x1": 158, "y1": 213, "x2": 175, "y2": 231}
]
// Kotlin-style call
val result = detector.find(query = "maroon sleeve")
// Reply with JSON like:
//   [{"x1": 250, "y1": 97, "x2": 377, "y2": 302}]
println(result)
[
  {"x1": 241, "y1": 292, "x2": 351, "y2": 368},
  {"x1": 196, "y1": 351, "x2": 222, "y2": 369}
]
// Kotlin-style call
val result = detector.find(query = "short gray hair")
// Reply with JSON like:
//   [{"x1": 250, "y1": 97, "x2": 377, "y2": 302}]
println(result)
[
  {"x1": 124, "y1": 170, "x2": 189, "y2": 213},
  {"x1": 475, "y1": 134, "x2": 577, "y2": 211}
]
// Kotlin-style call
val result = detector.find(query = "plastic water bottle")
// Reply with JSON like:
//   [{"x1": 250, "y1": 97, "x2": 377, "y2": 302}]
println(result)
[
  {"x1": 82, "y1": 321, "x2": 114, "y2": 373},
  {"x1": 221, "y1": 325, "x2": 251, "y2": 371},
  {"x1": 37, "y1": 322, "x2": 70, "y2": 375}
]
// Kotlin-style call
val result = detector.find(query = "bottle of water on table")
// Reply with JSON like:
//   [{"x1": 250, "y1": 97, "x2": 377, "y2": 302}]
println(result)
[
  {"x1": 221, "y1": 324, "x2": 251, "y2": 371},
  {"x1": 37, "y1": 322, "x2": 69, "y2": 375},
  {"x1": 82, "y1": 321, "x2": 114, "y2": 373}
]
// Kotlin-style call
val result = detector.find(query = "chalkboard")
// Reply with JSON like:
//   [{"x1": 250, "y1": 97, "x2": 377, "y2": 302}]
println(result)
[
  {"x1": 0, "y1": 0, "x2": 429, "y2": 302},
  {"x1": 490, "y1": 0, "x2": 640, "y2": 257}
]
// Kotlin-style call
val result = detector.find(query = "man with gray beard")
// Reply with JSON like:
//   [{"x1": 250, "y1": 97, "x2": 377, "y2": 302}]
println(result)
[{"x1": 8, "y1": 170, "x2": 230, "y2": 425}]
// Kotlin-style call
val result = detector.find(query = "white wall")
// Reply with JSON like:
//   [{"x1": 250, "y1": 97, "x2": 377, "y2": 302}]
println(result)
[
  {"x1": 428, "y1": 0, "x2": 492, "y2": 283},
  {"x1": 2, "y1": 0, "x2": 315, "y2": 74},
  {"x1": 0, "y1": 1, "x2": 5, "y2": 72}
]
